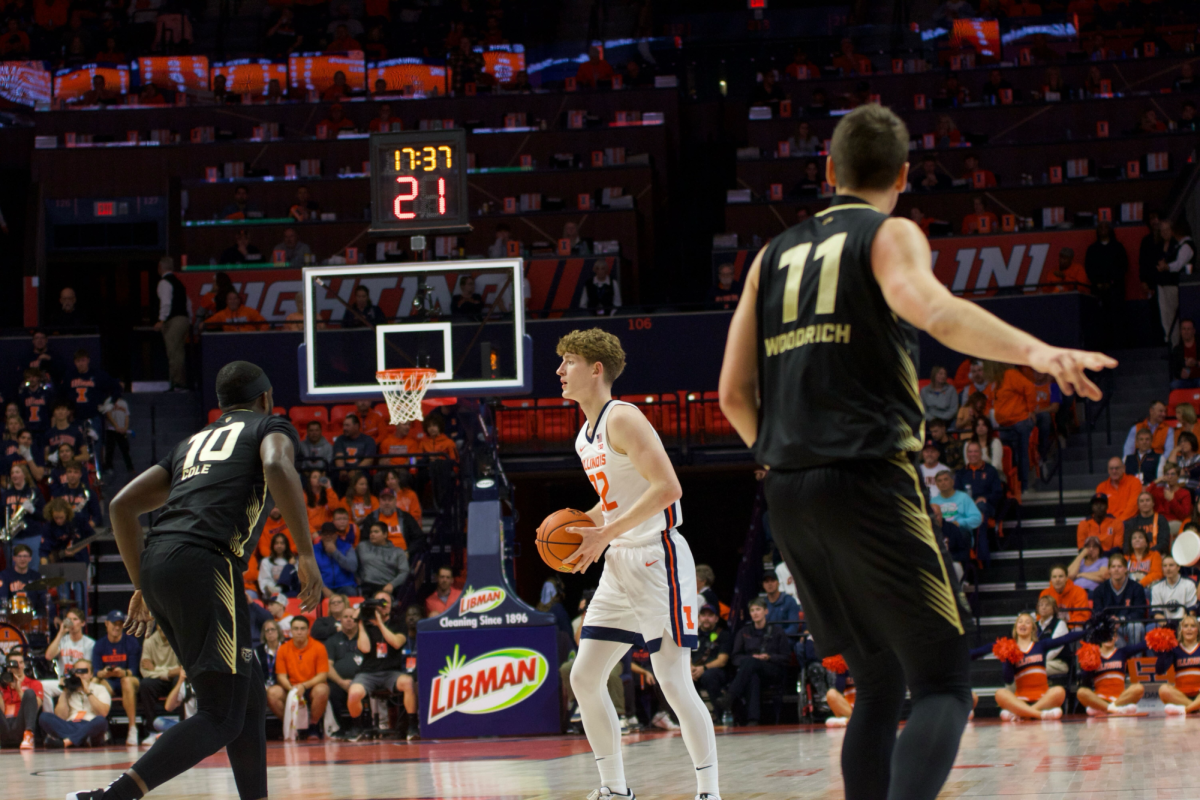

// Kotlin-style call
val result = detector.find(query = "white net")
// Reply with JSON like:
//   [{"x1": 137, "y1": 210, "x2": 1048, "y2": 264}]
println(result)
[{"x1": 376, "y1": 369, "x2": 437, "y2": 424}]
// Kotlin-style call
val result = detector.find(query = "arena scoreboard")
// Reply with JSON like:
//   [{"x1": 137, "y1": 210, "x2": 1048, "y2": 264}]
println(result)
[{"x1": 368, "y1": 129, "x2": 470, "y2": 233}]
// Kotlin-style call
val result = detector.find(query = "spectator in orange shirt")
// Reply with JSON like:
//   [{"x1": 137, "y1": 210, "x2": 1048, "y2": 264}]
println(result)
[
  {"x1": 1125, "y1": 528, "x2": 1163, "y2": 587},
  {"x1": 257, "y1": 506, "x2": 294, "y2": 558},
  {"x1": 354, "y1": 400, "x2": 387, "y2": 444},
  {"x1": 961, "y1": 154, "x2": 997, "y2": 189},
  {"x1": 267, "y1": 616, "x2": 329, "y2": 739},
  {"x1": 994, "y1": 365, "x2": 1038, "y2": 487},
  {"x1": 377, "y1": 421, "x2": 423, "y2": 466},
  {"x1": 1077, "y1": 493, "x2": 1122, "y2": 552},
  {"x1": 1043, "y1": 247, "x2": 1090, "y2": 293},
  {"x1": 1096, "y1": 457, "x2": 1141, "y2": 523},
  {"x1": 360, "y1": 489, "x2": 418, "y2": 551},
  {"x1": 420, "y1": 415, "x2": 458, "y2": 462},
  {"x1": 961, "y1": 197, "x2": 1000, "y2": 235},
  {"x1": 379, "y1": 469, "x2": 422, "y2": 524},
  {"x1": 425, "y1": 564, "x2": 462, "y2": 616},
  {"x1": 574, "y1": 45, "x2": 614, "y2": 88},
  {"x1": 304, "y1": 469, "x2": 344, "y2": 533},
  {"x1": 205, "y1": 291, "x2": 268, "y2": 331},
  {"x1": 830, "y1": 37, "x2": 870, "y2": 75},
  {"x1": 1039, "y1": 564, "x2": 1091, "y2": 622},
  {"x1": 342, "y1": 470, "x2": 378, "y2": 527}
]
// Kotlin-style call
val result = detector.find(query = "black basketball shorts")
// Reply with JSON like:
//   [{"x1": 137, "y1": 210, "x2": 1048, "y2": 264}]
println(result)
[
  {"x1": 141, "y1": 539, "x2": 254, "y2": 679},
  {"x1": 765, "y1": 456, "x2": 970, "y2": 659}
]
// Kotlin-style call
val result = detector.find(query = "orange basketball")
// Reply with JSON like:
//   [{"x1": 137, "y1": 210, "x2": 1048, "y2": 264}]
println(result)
[{"x1": 536, "y1": 508, "x2": 593, "y2": 573}]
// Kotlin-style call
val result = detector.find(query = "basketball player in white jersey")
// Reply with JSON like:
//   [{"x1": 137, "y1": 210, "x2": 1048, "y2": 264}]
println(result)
[{"x1": 556, "y1": 328, "x2": 719, "y2": 800}]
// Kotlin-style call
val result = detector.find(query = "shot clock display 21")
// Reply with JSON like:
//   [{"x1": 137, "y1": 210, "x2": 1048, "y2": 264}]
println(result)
[{"x1": 369, "y1": 129, "x2": 470, "y2": 233}]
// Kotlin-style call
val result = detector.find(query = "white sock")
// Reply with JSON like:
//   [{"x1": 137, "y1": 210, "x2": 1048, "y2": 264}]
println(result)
[
  {"x1": 650, "y1": 641, "x2": 720, "y2": 798},
  {"x1": 597, "y1": 754, "x2": 628, "y2": 795}
]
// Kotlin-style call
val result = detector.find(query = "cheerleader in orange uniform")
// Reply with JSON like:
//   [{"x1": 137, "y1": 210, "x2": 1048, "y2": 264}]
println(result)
[
  {"x1": 989, "y1": 612, "x2": 1084, "y2": 720},
  {"x1": 1157, "y1": 615, "x2": 1200, "y2": 714},
  {"x1": 824, "y1": 669, "x2": 855, "y2": 728},
  {"x1": 1075, "y1": 634, "x2": 1146, "y2": 715}
]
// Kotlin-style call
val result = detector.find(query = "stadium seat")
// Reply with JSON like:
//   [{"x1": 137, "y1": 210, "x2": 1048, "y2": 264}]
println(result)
[
  {"x1": 289, "y1": 405, "x2": 329, "y2": 436},
  {"x1": 918, "y1": 378, "x2": 931, "y2": 390},
  {"x1": 329, "y1": 403, "x2": 357, "y2": 434},
  {"x1": 536, "y1": 398, "x2": 580, "y2": 441},
  {"x1": 496, "y1": 399, "x2": 537, "y2": 444},
  {"x1": 1168, "y1": 388, "x2": 1200, "y2": 418},
  {"x1": 272, "y1": 406, "x2": 287, "y2": 417},
  {"x1": 285, "y1": 597, "x2": 317, "y2": 624},
  {"x1": 208, "y1": 409, "x2": 222, "y2": 424},
  {"x1": 686, "y1": 391, "x2": 734, "y2": 443}
]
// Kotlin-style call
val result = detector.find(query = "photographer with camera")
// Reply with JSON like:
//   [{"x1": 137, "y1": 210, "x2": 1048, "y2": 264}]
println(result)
[
  {"x1": 344, "y1": 592, "x2": 419, "y2": 741},
  {"x1": 1, "y1": 651, "x2": 41, "y2": 749},
  {"x1": 42, "y1": 607, "x2": 94, "y2": 712},
  {"x1": 38, "y1": 659, "x2": 110, "y2": 747}
]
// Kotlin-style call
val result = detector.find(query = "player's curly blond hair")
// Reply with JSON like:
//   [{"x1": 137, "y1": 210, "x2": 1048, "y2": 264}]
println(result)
[{"x1": 556, "y1": 328, "x2": 626, "y2": 384}]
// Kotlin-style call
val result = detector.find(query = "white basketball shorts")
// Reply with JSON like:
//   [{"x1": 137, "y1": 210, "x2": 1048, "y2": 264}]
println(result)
[{"x1": 581, "y1": 529, "x2": 699, "y2": 652}]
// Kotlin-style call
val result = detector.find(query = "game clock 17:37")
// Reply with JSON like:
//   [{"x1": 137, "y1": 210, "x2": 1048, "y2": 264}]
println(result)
[{"x1": 369, "y1": 129, "x2": 470, "y2": 233}]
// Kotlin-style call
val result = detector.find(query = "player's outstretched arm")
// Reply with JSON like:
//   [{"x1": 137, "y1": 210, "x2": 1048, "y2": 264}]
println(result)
[
  {"x1": 872, "y1": 217, "x2": 1118, "y2": 399},
  {"x1": 564, "y1": 405, "x2": 682, "y2": 574},
  {"x1": 719, "y1": 248, "x2": 765, "y2": 448},
  {"x1": 262, "y1": 431, "x2": 324, "y2": 612},
  {"x1": 109, "y1": 464, "x2": 172, "y2": 637}
]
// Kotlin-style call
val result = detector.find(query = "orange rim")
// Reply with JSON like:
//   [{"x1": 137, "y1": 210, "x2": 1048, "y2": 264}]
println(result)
[{"x1": 376, "y1": 368, "x2": 437, "y2": 381}]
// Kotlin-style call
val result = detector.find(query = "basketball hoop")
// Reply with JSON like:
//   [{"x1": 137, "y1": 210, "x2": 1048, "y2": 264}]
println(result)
[{"x1": 376, "y1": 368, "x2": 437, "y2": 424}]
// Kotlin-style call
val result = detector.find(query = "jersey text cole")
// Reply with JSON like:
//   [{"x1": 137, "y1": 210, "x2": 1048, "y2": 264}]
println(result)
[
  {"x1": 576, "y1": 400, "x2": 682, "y2": 547},
  {"x1": 754, "y1": 195, "x2": 926, "y2": 469},
  {"x1": 152, "y1": 409, "x2": 299, "y2": 570}
]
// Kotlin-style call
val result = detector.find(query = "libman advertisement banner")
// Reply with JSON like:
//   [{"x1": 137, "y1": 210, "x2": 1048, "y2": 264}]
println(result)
[{"x1": 418, "y1": 625, "x2": 560, "y2": 738}]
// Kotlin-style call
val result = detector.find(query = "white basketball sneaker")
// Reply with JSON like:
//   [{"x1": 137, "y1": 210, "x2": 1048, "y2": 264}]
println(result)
[
  {"x1": 586, "y1": 789, "x2": 634, "y2": 800},
  {"x1": 1040, "y1": 708, "x2": 1063, "y2": 720},
  {"x1": 1165, "y1": 704, "x2": 1188, "y2": 716},
  {"x1": 999, "y1": 710, "x2": 1018, "y2": 722},
  {"x1": 824, "y1": 717, "x2": 849, "y2": 728}
]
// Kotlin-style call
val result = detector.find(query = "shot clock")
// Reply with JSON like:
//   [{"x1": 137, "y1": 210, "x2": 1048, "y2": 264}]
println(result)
[{"x1": 369, "y1": 129, "x2": 470, "y2": 233}]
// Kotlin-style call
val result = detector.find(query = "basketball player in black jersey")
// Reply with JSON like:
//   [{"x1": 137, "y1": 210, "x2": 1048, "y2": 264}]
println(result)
[
  {"x1": 68, "y1": 361, "x2": 323, "y2": 800},
  {"x1": 719, "y1": 105, "x2": 1116, "y2": 800}
]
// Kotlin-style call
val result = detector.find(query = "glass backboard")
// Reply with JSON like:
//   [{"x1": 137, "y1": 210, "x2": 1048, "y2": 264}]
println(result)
[{"x1": 299, "y1": 259, "x2": 531, "y2": 401}]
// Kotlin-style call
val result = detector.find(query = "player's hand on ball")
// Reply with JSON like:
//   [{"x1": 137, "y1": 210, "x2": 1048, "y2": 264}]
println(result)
[
  {"x1": 296, "y1": 554, "x2": 325, "y2": 613},
  {"x1": 562, "y1": 525, "x2": 617, "y2": 574},
  {"x1": 125, "y1": 590, "x2": 155, "y2": 638}
]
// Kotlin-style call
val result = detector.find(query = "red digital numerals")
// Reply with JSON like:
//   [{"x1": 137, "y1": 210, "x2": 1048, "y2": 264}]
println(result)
[{"x1": 392, "y1": 176, "x2": 449, "y2": 220}]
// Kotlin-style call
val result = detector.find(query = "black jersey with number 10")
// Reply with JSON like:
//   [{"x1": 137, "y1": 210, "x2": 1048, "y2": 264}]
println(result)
[
  {"x1": 151, "y1": 409, "x2": 299, "y2": 570},
  {"x1": 753, "y1": 195, "x2": 926, "y2": 470}
]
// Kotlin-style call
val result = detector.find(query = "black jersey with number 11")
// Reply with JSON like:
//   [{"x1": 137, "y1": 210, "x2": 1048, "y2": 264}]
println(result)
[
  {"x1": 151, "y1": 409, "x2": 299, "y2": 570},
  {"x1": 754, "y1": 195, "x2": 926, "y2": 470}
]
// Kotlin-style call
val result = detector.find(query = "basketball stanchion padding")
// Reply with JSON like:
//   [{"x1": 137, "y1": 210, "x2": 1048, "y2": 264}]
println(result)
[
  {"x1": 536, "y1": 509, "x2": 593, "y2": 572},
  {"x1": 376, "y1": 368, "x2": 437, "y2": 423},
  {"x1": 1173, "y1": 529, "x2": 1200, "y2": 567}
]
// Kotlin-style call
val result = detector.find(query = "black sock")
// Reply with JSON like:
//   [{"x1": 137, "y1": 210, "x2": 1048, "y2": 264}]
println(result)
[{"x1": 101, "y1": 774, "x2": 144, "y2": 800}]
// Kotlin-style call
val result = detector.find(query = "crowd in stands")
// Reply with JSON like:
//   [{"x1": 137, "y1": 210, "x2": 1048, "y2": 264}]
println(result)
[{"x1": 0, "y1": 331, "x2": 130, "y2": 615}]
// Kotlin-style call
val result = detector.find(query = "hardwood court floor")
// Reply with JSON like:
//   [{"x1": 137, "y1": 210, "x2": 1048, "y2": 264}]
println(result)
[{"x1": 6, "y1": 716, "x2": 1198, "y2": 799}]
